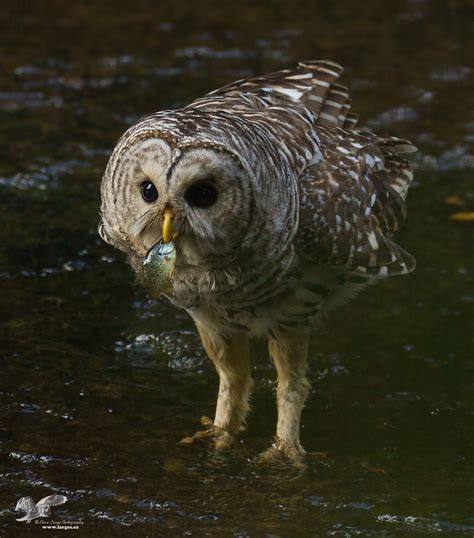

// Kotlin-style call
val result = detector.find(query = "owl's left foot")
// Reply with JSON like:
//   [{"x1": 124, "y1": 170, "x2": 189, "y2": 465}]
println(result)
[
  {"x1": 178, "y1": 416, "x2": 234, "y2": 450},
  {"x1": 256, "y1": 437, "x2": 307, "y2": 469}
]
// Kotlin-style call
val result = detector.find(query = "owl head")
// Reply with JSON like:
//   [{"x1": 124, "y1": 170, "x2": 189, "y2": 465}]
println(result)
[
  {"x1": 100, "y1": 130, "x2": 257, "y2": 286},
  {"x1": 99, "y1": 111, "x2": 299, "y2": 293}
]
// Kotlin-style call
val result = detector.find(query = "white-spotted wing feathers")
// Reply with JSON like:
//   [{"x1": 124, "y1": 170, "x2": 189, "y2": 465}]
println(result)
[{"x1": 204, "y1": 60, "x2": 416, "y2": 278}]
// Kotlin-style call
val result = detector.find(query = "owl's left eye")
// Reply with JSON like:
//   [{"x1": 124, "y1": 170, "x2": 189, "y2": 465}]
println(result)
[
  {"x1": 140, "y1": 181, "x2": 159, "y2": 203},
  {"x1": 184, "y1": 181, "x2": 218, "y2": 208}
]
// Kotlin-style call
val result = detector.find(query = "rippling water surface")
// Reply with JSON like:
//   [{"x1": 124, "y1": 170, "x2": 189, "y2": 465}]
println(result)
[{"x1": 1, "y1": 1, "x2": 473, "y2": 536}]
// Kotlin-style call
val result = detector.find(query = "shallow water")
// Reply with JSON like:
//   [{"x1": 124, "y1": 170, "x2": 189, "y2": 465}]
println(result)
[{"x1": 1, "y1": 1, "x2": 473, "y2": 536}]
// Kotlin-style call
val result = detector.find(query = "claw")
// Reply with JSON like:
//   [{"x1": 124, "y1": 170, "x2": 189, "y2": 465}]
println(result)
[
  {"x1": 178, "y1": 416, "x2": 235, "y2": 450},
  {"x1": 200, "y1": 415, "x2": 213, "y2": 427},
  {"x1": 192, "y1": 429, "x2": 215, "y2": 440},
  {"x1": 178, "y1": 436, "x2": 195, "y2": 445}
]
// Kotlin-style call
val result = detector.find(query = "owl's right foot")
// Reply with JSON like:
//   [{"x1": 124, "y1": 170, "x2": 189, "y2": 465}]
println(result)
[{"x1": 178, "y1": 416, "x2": 235, "y2": 450}]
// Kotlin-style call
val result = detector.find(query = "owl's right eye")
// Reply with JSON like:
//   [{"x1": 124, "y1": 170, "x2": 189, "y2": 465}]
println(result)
[{"x1": 140, "y1": 181, "x2": 159, "y2": 203}]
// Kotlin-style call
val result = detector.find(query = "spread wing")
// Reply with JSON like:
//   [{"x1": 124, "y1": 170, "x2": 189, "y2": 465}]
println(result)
[
  {"x1": 15, "y1": 496, "x2": 36, "y2": 514},
  {"x1": 37, "y1": 494, "x2": 68, "y2": 507}
]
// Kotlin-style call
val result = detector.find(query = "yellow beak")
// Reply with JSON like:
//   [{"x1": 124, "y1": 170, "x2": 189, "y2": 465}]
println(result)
[{"x1": 162, "y1": 206, "x2": 174, "y2": 243}]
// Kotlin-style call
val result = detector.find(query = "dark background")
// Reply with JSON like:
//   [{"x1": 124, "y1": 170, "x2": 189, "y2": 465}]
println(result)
[{"x1": 0, "y1": 1, "x2": 473, "y2": 535}]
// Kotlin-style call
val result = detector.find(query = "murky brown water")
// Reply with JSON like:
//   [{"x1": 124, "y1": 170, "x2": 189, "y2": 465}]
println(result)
[{"x1": 1, "y1": 1, "x2": 473, "y2": 536}]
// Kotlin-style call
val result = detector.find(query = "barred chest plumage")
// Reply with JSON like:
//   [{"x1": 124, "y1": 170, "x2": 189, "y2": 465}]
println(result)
[{"x1": 166, "y1": 243, "x2": 368, "y2": 336}]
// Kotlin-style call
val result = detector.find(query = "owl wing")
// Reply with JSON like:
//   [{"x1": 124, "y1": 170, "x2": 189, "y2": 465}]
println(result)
[
  {"x1": 296, "y1": 127, "x2": 416, "y2": 278},
  {"x1": 203, "y1": 59, "x2": 359, "y2": 129},
  {"x1": 37, "y1": 494, "x2": 67, "y2": 507},
  {"x1": 195, "y1": 60, "x2": 416, "y2": 277}
]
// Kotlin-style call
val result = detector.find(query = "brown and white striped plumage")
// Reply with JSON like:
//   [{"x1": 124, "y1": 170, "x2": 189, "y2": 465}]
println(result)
[{"x1": 100, "y1": 61, "x2": 416, "y2": 461}]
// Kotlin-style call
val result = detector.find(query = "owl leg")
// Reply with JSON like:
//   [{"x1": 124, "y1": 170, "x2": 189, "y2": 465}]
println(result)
[
  {"x1": 259, "y1": 328, "x2": 310, "y2": 465},
  {"x1": 182, "y1": 321, "x2": 252, "y2": 450}
]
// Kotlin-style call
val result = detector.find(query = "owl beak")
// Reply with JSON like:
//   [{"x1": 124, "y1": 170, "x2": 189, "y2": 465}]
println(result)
[{"x1": 162, "y1": 206, "x2": 174, "y2": 243}]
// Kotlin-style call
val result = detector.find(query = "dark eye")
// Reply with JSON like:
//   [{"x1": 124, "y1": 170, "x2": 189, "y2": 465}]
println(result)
[
  {"x1": 141, "y1": 181, "x2": 158, "y2": 203},
  {"x1": 184, "y1": 181, "x2": 218, "y2": 208}
]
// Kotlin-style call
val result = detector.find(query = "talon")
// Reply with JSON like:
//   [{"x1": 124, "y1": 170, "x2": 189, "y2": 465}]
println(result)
[
  {"x1": 178, "y1": 436, "x2": 195, "y2": 445},
  {"x1": 200, "y1": 415, "x2": 213, "y2": 427},
  {"x1": 178, "y1": 418, "x2": 235, "y2": 451},
  {"x1": 193, "y1": 429, "x2": 214, "y2": 440}
]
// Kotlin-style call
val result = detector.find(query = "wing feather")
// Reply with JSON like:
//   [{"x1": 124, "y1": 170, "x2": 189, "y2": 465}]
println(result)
[
  {"x1": 297, "y1": 126, "x2": 416, "y2": 277},
  {"x1": 203, "y1": 60, "x2": 357, "y2": 128},
  {"x1": 37, "y1": 494, "x2": 67, "y2": 507}
]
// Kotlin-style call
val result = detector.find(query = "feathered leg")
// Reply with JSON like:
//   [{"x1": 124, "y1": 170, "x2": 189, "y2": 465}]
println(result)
[
  {"x1": 184, "y1": 321, "x2": 252, "y2": 449},
  {"x1": 261, "y1": 328, "x2": 310, "y2": 463}
]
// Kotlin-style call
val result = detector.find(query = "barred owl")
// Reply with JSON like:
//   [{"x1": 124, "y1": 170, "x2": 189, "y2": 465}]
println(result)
[{"x1": 99, "y1": 60, "x2": 416, "y2": 463}]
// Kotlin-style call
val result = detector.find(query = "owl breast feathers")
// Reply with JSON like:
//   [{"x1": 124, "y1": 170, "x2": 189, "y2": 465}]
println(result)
[{"x1": 100, "y1": 60, "x2": 416, "y2": 336}]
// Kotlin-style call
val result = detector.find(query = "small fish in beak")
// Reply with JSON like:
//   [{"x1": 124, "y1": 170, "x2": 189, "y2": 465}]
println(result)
[{"x1": 142, "y1": 241, "x2": 176, "y2": 296}]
